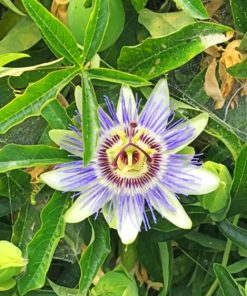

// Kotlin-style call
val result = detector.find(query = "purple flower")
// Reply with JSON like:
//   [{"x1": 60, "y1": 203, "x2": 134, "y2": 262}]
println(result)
[{"x1": 40, "y1": 80, "x2": 219, "y2": 244}]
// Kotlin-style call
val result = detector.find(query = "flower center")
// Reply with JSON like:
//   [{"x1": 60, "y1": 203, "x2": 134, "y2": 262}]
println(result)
[
  {"x1": 97, "y1": 122, "x2": 162, "y2": 189},
  {"x1": 107, "y1": 122, "x2": 156, "y2": 173}
]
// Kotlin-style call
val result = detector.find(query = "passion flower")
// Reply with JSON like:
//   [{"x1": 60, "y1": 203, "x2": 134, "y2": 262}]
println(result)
[{"x1": 40, "y1": 80, "x2": 220, "y2": 244}]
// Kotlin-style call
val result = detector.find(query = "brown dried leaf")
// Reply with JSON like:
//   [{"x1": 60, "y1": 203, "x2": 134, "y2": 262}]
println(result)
[
  {"x1": 205, "y1": 0, "x2": 224, "y2": 17},
  {"x1": 51, "y1": 0, "x2": 70, "y2": 25},
  {"x1": 204, "y1": 46, "x2": 221, "y2": 58},
  {"x1": 26, "y1": 165, "x2": 50, "y2": 182},
  {"x1": 219, "y1": 40, "x2": 243, "y2": 98},
  {"x1": 135, "y1": 264, "x2": 149, "y2": 286},
  {"x1": 204, "y1": 58, "x2": 225, "y2": 109},
  {"x1": 134, "y1": 263, "x2": 163, "y2": 291}
]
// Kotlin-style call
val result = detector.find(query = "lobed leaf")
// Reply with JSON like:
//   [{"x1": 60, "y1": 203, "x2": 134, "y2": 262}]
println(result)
[
  {"x1": 83, "y1": 0, "x2": 109, "y2": 63},
  {"x1": 87, "y1": 68, "x2": 151, "y2": 87},
  {"x1": 0, "y1": 53, "x2": 29, "y2": 67},
  {"x1": 0, "y1": 58, "x2": 63, "y2": 79},
  {"x1": 22, "y1": 0, "x2": 82, "y2": 65},
  {"x1": 82, "y1": 72, "x2": 100, "y2": 166},
  {"x1": 41, "y1": 99, "x2": 71, "y2": 129},
  {"x1": 0, "y1": 67, "x2": 79, "y2": 134},
  {"x1": 118, "y1": 22, "x2": 232, "y2": 79},
  {"x1": 0, "y1": 144, "x2": 70, "y2": 173}
]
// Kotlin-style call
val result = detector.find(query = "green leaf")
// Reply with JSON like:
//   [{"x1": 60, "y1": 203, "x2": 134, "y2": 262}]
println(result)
[
  {"x1": 228, "y1": 145, "x2": 247, "y2": 216},
  {"x1": 159, "y1": 242, "x2": 173, "y2": 296},
  {"x1": 83, "y1": 0, "x2": 109, "y2": 63},
  {"x1": 229, "y1": 0, "x2": 247, "y2": 33},
  {"x1": 139, "y1": 9, "x2": 195, "y2": 37},
  {"x1": 173, "y1": 0, "x2": 208, "y2": 19},
  {"x1": 0, "y1": 17, "x2": 41, "y2": 54},
  {"x1": 217, "y1": 220, "x2": 247, "y2": 250},
  {"x1": 48, "y1": 279, "x2": 83, "y2": 296},
  {"x1": 0, "y1": 170, "x2": 32, "y2": 217},
  {"x1": 87, "y1": 68, "x2": 151, "y2": 87},
  {"x1": 0, "y1": 58, "x2": 63, "y2": 79},
  {"x1": 118, "y1": 22, "x2": 232, "y2": 79},
  {"x1": 185, "y1": 231, "x2": 226, "y2": 251},
  {"x1": 22, "y1": 0, "x2": 82, "y2": 65},
  {"x1": 18, "y1": 191, "x2": 70, "y2": 296},
  {"x1": 82, "y1": 72, "x2": 100, "y2": 166},
  {"x1": 205, "y1": 117, "x2": 243, "y2": 161},
  {"x1": 79, "y1": 218, "x2": 110, "y2": 295},
  {"x1": 0, "y1": 53, "x2": 29, "y2": 67},
  {"x1": 240, "y1": 33, "x2": 247, "y2": 50},
  {"x1": 228, "y1": 258, "x2": 247, "y2": 274},
  {"x1": 184, "y1": 68, "x2": 209, "y2": 105},
  {"x1": 227, "y1": 59, "x2": 247, "y2": 79},
  {"x1": 130, "y1": 0, "x2": 148, "y2": 12},
  {"x1": 12, "y1": 202, "x2": 42, "y2": 257},
  {"x1": 91, "y1": 265, "x2": 138, "y2": 296},
  {"x1": 0, "y1": 170, "x2": 31, "y2": 198},
  {"x1": 213, "y1": 263, "x2": 241, "y2": 296},
  {"x1": 140, "y1": 206, "x2": 207, "y2": 242},
  {"x1": 41, "y1": 99, "x2": 71, "y2": 129},
  {"x1": 137, "y1": 240, "x2": 163, "y2": 282},
  {"x1": 0, "y1": 144, "x2": 70, "y2": 173},
  {"x1": 0, "y1": 67, "x2": 79, "y2": 134},
  {"x1": 0, "y1": 0, "x2": 25, "y2": 15}
]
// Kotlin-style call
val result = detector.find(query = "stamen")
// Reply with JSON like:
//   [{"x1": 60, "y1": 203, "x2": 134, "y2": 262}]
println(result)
[{"x1": 111, "y1": 142, "x2": 153, "y2": 168}]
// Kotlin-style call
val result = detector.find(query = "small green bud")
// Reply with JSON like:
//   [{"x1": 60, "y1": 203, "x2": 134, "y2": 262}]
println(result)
[
  {"x1": 199, "y1": 161, "x2": 232, "y2": 221},
  {"x1": 0, "y1": 241, "x2": 25, "y2": 291}
]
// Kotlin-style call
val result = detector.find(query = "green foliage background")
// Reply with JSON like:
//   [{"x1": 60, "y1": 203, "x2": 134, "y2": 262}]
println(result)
[{"x1": 0, "y1": 0, "x2": 247, "y2": 295}]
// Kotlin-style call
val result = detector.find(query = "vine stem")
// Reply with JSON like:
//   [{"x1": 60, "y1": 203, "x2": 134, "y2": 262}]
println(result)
[{"x1": 205, "y1": 215, "x2": 240, "y2": 296}]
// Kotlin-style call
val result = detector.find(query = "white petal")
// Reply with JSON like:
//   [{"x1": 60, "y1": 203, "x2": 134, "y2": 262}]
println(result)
[
  {"x1": 49, "y1": 129, "x2": 83, "y2": 156},
  {"x1": 64, "y1": 195, "x2": 96, "y2": 223},
  {"x1": 64, "y1": 196, "x2": 94, "y2": 223},
  {"x1": 181, "y1": 167, "x2": 220, "y2": 195},
  {"x1": 149, "y1": 186, "x2": 192, "y2": 229},
  {"x1": 139, "y1": 79, "x2": 170, "y2": 131},
  {"x1": 117, "y1": 196, "x2": 143, "y2": 245},
  {"x1": 117, "y1": 85, "x2": 137, "y2": 124},
  {"x1": 164, "y1": 113, "x2": 209, "y2": 154},
  {"x1": 65, "y1": 187, "x2": 111, "y2": 223},
  {"x1": 40, "y1": 163, "x2": 96, "y2": 192},
  {"x1": 102, "y1": 202, "x2": 117, "y2": 229},
  {"x1": 40, "y1": 169, "x2": 70, "y2": 191}
]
